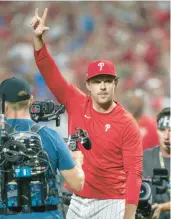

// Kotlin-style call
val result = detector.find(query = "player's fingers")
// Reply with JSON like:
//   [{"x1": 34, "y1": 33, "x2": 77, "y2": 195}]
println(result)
[
  {"x1": 31, "y1": 17, "x2": 41, "y2": 28},
  {"x1": 35, "y1": 8, "x2": 39, "y2": 17},
  {"x1": 30, "y1": 16, "x2": 35, "y2": 25},
  {"x1": 30, "y1": 17, "x2": 37, "y2": 26},
  {"x1": 77, "y1": 152, "x2": 84, "y2": 159},
  {"x1": 79, "y1": 154, "x2": 84, "y2": 162},
  {"x1": 42, "y1": 8, "x2": 48, "y2": 25},
  {"x1": 77, "y1": 151, "x2": 83, "y2": 155},
  {"x1": 43, "y1": 26, "x2": 49, "y2": 31},
  {"x1": 30, "y1": 15, "x2": 40, "y2": 25}
]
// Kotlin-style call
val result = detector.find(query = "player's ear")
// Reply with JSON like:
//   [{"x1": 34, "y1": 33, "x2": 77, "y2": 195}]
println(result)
[
  {"x1": 5, "y1": 102, "x2": 8, "y2": 113},
  {"x1": 5, "y1": 102, "x2": 10, "y2": 117},
  {"x1": 114, "y1": 76, "x2": 119, "y2": 87},
  {"x1": 29, "y1": 95, "x2": 34, "y2": 105},
  {"x1": 86, "y1": 81, "x2": 91, "y2": 92}
]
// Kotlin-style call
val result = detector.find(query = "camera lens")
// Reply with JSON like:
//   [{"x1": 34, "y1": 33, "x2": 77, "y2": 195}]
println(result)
[
  {"x1": 140, "y1": 184, "x2": 147, "y2": 199},
  {"x1": 139, "y1": 182, "x2": 151, "y2": 201}
]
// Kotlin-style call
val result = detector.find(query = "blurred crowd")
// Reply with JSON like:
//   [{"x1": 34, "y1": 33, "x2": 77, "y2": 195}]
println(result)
[{"x1": 0, "y1": 1, "x2": 170, "y2": 141}]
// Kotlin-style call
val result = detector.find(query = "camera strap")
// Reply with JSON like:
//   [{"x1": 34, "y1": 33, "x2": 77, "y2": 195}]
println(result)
[{"x1": 159, "y1": 151, "x2": 170, "y2": 194}]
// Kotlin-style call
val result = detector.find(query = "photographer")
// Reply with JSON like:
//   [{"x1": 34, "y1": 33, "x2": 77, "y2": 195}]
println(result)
[
  {"x1": 143, "y1": 108, "x2": 170, "y2": 219},
  {"x1": 31, "y1": 8, "x2": 142, "y2": 219},
  {"x1": 0, "y1": 77, "x2": 85, "y2": 219}
]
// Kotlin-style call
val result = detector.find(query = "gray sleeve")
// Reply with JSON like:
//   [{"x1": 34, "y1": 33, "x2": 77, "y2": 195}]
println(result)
[{"x1": 143, "y1": 150, "x2": 153, "y2": 177}]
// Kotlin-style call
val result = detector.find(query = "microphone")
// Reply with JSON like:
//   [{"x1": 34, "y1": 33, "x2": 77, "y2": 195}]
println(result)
[
  {"x1": 78, "y1": 128, "x2": 92, "y2": 150},
  {"x1": 68, "y1": 128, "x2": 92, "y2": 151},
  {"x1": 81, "y1": 136, "x2": 92, "y2": 150}
]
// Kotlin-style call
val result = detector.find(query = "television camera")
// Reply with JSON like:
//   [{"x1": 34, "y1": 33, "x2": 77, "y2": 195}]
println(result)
[
  {"x1": 67, "y1": 128, "x2": 92, "y2": 151},
  {"x1": 136, "y1": 168, "x2": 169, "y2": 219},
  {"x1": 30, "y1": 100, "x2": 65, "y2": 127},
  {"x1": 30, "y1": 100, "x2": 92, "y2": 151}
]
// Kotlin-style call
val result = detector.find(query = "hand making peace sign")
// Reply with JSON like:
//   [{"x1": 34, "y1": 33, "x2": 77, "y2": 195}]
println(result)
[{"x1": 30, "y1": 8, "x2": 49, "y2": 38}]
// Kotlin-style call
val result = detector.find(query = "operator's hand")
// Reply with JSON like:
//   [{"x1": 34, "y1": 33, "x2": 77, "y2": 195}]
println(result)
[
  {"x1": 70, "y1": 151, "x2": 84, "y2": 168},
  {"x1": 30, "y1": 8, "x2": 49, "y2": 38},
  {"x1": 152, "y1": 203, "x2": 162, "y2": 219}
]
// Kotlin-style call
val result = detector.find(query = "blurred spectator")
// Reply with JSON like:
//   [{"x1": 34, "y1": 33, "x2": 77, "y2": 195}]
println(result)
[{"x1": 125, "y1": 89, "x2": 159, "y2": 151}]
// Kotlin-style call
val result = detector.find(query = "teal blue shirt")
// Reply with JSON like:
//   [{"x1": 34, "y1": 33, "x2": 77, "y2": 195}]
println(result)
[{"x1": 0, "y1": 119, "x2": 75, "y2": 219}]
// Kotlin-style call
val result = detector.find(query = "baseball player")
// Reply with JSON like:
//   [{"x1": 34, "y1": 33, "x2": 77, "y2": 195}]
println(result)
[{"x1": 30, "y1": 8, "x2": 143, "y2": 219}]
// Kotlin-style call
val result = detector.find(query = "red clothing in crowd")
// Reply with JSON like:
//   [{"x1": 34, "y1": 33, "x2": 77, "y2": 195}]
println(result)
[
  {"x1": 138, "y1": 115, "x2": 159, "y2": 151},
  {"x1": 34, "y1": 45, "x2": 143, "y2": 205}
]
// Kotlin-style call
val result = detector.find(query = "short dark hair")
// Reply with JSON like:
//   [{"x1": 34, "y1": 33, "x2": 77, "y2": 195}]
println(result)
[
  {"x1": 157, "y1": 108, "x2": 170, "y2": 122},
  {"x1": 113, "y1": 76, "x2": 119, "y2": 84},
  {"x1": 87, "y1": 75, "x2": 119, "y2": 84}
]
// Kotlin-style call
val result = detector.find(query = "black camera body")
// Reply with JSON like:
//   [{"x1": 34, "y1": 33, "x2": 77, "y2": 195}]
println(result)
[
  {"x1": 30, "y1": 100, "x2": 55, "y2": 115},
  {"x1": 30, "y1": 100, "x2": 65, "y2": 126},
  {"x1": 67, "y1": 128, "x2": 92, "y2": 151},
  {"x1": 136, "y1": 168, "x2": 169, "y2": 219}
]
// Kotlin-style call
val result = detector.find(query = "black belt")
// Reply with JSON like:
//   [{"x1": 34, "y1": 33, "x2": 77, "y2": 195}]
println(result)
[{"x1": 0, "y1": 205, "x2": 58, "y2": 214}]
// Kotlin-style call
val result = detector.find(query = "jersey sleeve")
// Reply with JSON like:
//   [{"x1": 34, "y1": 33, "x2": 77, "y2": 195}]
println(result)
[
  {"x1": 122, "y1": 119, "x2": 143, "y2": 205},
  {"x1": 39, "y1": 127, "x2": 75, "y2": 171},
  {"x1": 34, "y1": 44, "x2": 85, "y2": 112}
]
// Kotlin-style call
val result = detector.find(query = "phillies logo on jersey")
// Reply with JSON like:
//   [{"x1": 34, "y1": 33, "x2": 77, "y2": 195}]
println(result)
[
  {"x1": 105, "y1": 124, "x2": 111, "y2": 132},
  {"x1": 98, "y1": 62, "x2": 104, "y2": 71}
]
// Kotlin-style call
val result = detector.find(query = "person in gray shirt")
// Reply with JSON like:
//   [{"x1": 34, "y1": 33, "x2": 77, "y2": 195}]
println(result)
[{"x1": 143, "y1": 108, "x2": 170, "y2": 219}]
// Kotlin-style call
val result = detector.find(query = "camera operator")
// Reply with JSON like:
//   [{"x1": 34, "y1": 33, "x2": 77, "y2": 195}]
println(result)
[
  {"x1": 0, "y1": 77, "x2": 85, "y2": 219},
  {"x1": 31, "y1": 8, "x2": 143, "y2": 219},
  {"x1": 143, "y1": 108, "x2": 170, "y2": 219}
]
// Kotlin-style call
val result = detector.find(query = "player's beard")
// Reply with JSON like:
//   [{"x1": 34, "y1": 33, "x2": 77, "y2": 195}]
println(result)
[
  {"x1": 91, "y1": 90, "x2": 115, "y2": 111},
  {"x1": 96, "y1": 99, "x2": 114, "y2": 112}
]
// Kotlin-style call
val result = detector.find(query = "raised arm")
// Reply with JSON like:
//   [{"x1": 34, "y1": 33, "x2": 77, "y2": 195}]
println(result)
[{"x1": 30, "y1": 8, "x2": 85, "y2": 108}]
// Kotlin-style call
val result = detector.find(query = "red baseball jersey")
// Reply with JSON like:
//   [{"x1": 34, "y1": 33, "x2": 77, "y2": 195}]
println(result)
[{"x1": 35, "y1": 45, "x2": 143, "y2": 205}]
